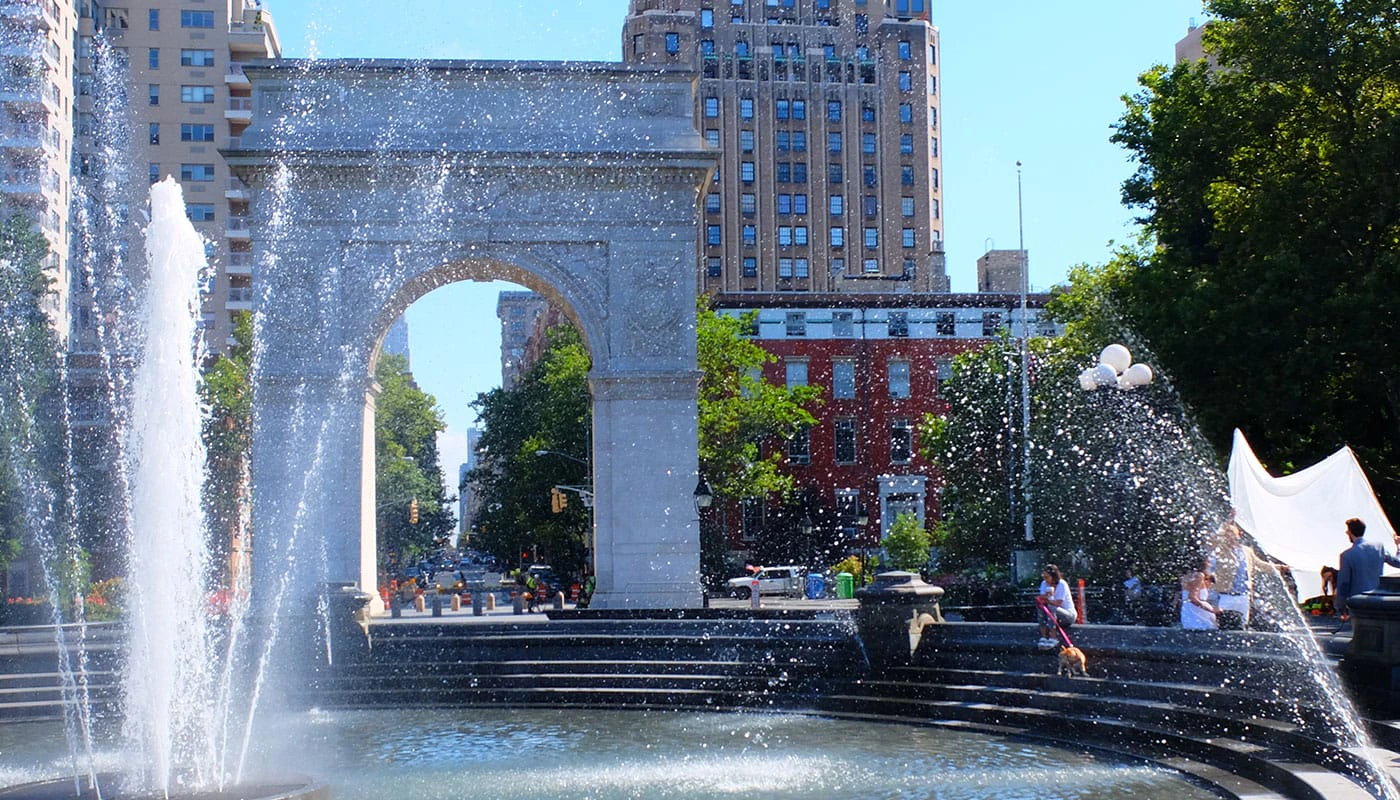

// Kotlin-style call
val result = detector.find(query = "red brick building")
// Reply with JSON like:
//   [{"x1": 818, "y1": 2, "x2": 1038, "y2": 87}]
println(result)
[{"x1": 710, "y1": 292, "x2": 1056, "y2": 568}]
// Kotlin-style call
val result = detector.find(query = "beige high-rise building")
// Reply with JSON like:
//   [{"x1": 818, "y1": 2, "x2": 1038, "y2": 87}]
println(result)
[
  {"x1": 73, "y1": 0, "x2": 280, "y2": 353},
  {"x1": 976, "y1": 248, "x2": 1026, "y2": 294},
  {"x1": 623, "y1": 0, "x2": 947, "y2": 295},
  {"x1": 496, "y1": 291, "x2": 547, "y2": 389},
  {"x1": 1, "y1": 0, "x2": 79, "y2": 341}
]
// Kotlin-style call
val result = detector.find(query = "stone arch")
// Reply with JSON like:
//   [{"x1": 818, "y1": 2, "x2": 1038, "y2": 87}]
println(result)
[{"x1": 229, "y1": 60, "x2": 715, "y2": 609}]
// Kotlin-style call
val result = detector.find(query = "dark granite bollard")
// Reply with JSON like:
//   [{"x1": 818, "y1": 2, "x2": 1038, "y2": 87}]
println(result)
[
  {"x1": 1342, "y1": 575, "x2": 1400, "y2": 713},
  {"x1": 855, "y1": 571, "x2": 944, "y2": 671}
]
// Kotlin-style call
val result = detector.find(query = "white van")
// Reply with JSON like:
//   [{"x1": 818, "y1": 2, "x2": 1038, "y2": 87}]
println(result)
[{"x1": 726, "y1": 566, "x2": 806, "y2": 599}]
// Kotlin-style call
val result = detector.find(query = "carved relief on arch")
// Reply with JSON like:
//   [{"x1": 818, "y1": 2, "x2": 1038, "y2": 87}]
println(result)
[{"x1": 623, "y1": 265, "x2": 687, "y2": 358}]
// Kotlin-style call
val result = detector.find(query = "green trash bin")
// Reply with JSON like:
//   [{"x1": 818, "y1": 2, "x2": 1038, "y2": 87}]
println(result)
[{"x1": 835, "y1": 572, "x2": 855, "y2": 599}]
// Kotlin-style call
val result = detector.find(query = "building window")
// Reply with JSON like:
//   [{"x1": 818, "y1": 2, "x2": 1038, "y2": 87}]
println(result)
[
  {"x1": 902, "y1": 197, "x2": 915, "y2": 217},
  {"x1": 898, "y1": 40, "x2": 911, "y2": 60},
  {"x1": 148, "y1": 84, "x2": 159, "y2": 105},
  {"x1": 793, "y1": 130, "x2": 806, "y2": 150},
  {"x1": 862, "y1": 133, "x2": 877, "y2": 154},
  {"x1": 832, "y1": 311, "x2": 853, "y2": 337},
  {"x1": 898, "y1": 71, "x2": 912, "y2": 91},
  {"x1": 793, "y1": 162, "x2": 807, "y2": 183},
  {"x1": 740, "y1": 98, "x2": 755, "y2": 119},
  {"x1": 795, "y1": 257, "x2": 809, "y2": 277},
  {"x1": 148, "y1": 123, "x2": 159, "y2": 144},
  {"x1": 935, "y1": 312, "x2": 955, "y2": 336},
  {"x1": 982, "y1": 311, "x2": 1004, "y2": 336},
  {"x1": 778, "y1": 258, "x2": 793, "y2": 278},
  {"x1": 148, "y1": 48, "x2": 159, "y2": 69},
  {"x1": 776, "y1": 131, "x2": 790, "y2": 152},
  {"x1": 863, "y1": 166, "x2": 877, "y2": 187},
  {"x1": 180, "y1": 163, "x2": 215, "y2": 182},
  {"x1": 701, "y1": 39, "x2": 715, "y2": 56},
  {"x1": 888, "y1": 311, "x2": 909, "y2": 337},
  {"x1": 665, "y1": 32, "x2": 680, "y2": 53},
  {"x1": 789, "y1": 425, "x2": 811, "y2": 465},
  {"x1": 863, "y1": 227, "x2": 878, "y2": 248},
  {"x1": 891, "y1": 419, "x2": 914, "y2": 464},
  {"x1": 181, "y1": 49, "x2": 215, "y2": 66},
  {"x1": 899, "y1": 103, "x2": 913, "y2": 123},
  {"x1": 899, "y1": 133, "x2": 914, "y2": 154},
  {"x1": 835, "y1": 418, "x2": 857, "y2": 464},
  {"x1": 148, "y1": 8, "x2": 158, "y2": 29},
  {"x1": 785, "y1": 312, "x2": 806, "y2": 337},
  {"x1": 707, "y1": 257, "x2": 722, "y2": 278},
  {"x1": 888, "y1": 360, "x2": 911, "y2": 399},
  {"x1": 828, "y1": 132, "x2": 842, "y2": 153},
  {"x1": 792, "y1": 99, "x2": 806, "y2": 119},
  {"x1": 707, "y1": 225, "x2": 721, "y2": 246},
  {"x1": 862, "y1": 195, "x2": 877, "y2": 216},
  {"x1": 827, "y1": 99, "x2": 842, "y2": 121},
  {"x1": 736, "y1": 40, "x2": 750, "y2": 58},
  {"x1": 181, "y1": 123, "x2": 215, "y2": 142},
  {"x1": 828, "y1": 163, "x2": 843, "y2": 183},
  {"x1": 902, "y1": 229, "x2": 916, "y2": 248},
  {"x1": 864, "y1": 258, "x2": 880, "y2": 273},
  {"x1": 930, "y1": 167, "x2": 939, "y2": 188},
  {"x1": 186, "y1": 203, "x2": 215, "y2": 222},
  {"x1": 704, "y1": 97, "x2": 719, "y2": 117},
  {"x1": 180, "y1": 10, "x2": 214, "y2": 28},
  {"x1": 181, "y1": 85, "x2": 215, "y2": 103},
  {"x1": 741, "y1": 162, "x2": 756, "y2": 182},
  {"x1": 931, "y1": 198, "x2": 940, "y2": 218},
  {"x1": 701, "y1": 8, "x2": 714, "y2": 27},
  {"x1": 930, "y1": 136, "x2": 939, "y2": 157},
  {"x1": 742, "y1": 225, "x2": 756, "y2": 245},
  {"x1": 741, "y1": 193, "x2": 757, "y2": 214},
  {"x1": 830, "y1": 227, "x2": 844, "y2": 247},
  {"x1": 786, "y1": 360, "x2": 808, "y2": 388},
  {"x1": 740, "y1": 129, "x2": 754, "y2": 152},
  {"x1": 936, "y1": 356, "x2": 954, "y2": 385},
  {"x1": 776, "y1": 99, "x2": 789, "y2": 119},
  {"x1": 790, "y1": 194, "x2": 806, "y2": 214},
  {"x1": 743, "y1": 257, "x2": 757, "y2": 277},
  {"x1": 901, "y1": 166, "x2": 915, "y2": 185},
  {"x1": 778, "y1": 226, "x2": 793, "y2": 246},
  {"x1": 794, "y1": 226, "x2": 808, "y2": 245},
  {"x1": 706, "y1": 193, "x2": 721, "y2": 213},
  {"x1": 149, "y1": 163, "x2": 160, "y2": 184},
  {"x1": 833, "y1": 358, "x2": 855, "y2": 399},
  {"x1": 777, "y1": 194, "x2": 792, "y2": 215}
]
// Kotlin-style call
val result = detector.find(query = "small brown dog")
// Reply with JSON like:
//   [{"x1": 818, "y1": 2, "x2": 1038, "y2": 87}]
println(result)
[{"x1": 1057, "y1": 645, "x2": 1088, "y2": 678}]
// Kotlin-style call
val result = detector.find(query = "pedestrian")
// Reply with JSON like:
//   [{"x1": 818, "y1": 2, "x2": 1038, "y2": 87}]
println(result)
[
  {"x1": 1336, "y1": 517, "x2": 1400, "y2": 620},
  {"x1": 1211, "y1": 520, "x2": 1254, "y2": 629},
  {"x1": 1035, "y1": 564, "x2": 1076, "y2": 649},
  {"x1": 1320, "y1": 565, "x2": 1338, "y2": 597},
  {"x1": 1180, "y1": 555, "x2": 1218, "y2": 630}
]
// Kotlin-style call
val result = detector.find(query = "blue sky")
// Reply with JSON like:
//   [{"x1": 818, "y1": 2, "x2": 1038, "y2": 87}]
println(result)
[{"x1": 265, "y1": 0, "x2": 1206, "y2": 490}]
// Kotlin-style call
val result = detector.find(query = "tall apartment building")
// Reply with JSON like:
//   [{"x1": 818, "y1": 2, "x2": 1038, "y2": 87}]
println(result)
[
  {"x1": 1, "y1": 0, "x2": 78, "y2": 340},
  {"x1": 623, "y1": 0, "x2": 947, "y2": 295},
  {"x1": 976, "y1": 248, "x2": 1026, "y2": 293},
  {"x1": 496, "y1": 291, "x2": 547, "y2": 389},
  {"x1": 72, "y1": 0, "x2": 280, "y2": 353}
]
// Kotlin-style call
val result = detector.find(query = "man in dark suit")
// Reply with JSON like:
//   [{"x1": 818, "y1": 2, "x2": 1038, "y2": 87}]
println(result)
[{"x1": 1336, "y1": 517, "x2": 1400, "y2": 619}]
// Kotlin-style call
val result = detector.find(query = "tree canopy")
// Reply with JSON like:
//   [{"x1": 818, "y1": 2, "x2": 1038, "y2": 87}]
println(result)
[
  {"x1": 467, "y1": 325, "x2": 592, "y2": 577},
  {"x1": 1110, "y1": 0, "x2": 1400, "y2": 511},
  {"x1": 375, "y1": 352, "x2": 454, "y2": 567},
  {"x1": 200, "y1": 311, "x2": 252, "y2": 585}
]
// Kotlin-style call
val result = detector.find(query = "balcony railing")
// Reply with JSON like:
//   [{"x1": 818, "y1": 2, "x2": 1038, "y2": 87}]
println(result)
[
  {"x1": 226, "y1": 287, "x2": 255, "y2": 303},
  {"x1": 226, "y1": 63, "x2": 249, "y2": 82},
  {"x1": 224, "y1": 136, "x2": 243, "y2": 150},
  {"x1": 226, "y1": 216, "x2": 251, "y2": 231},
  {"x1": 227, "y1": 251, "x2": 254, "y2": 267},
  {"x1": 226, "y1": 97, "x2": 253, "y2": 112}
]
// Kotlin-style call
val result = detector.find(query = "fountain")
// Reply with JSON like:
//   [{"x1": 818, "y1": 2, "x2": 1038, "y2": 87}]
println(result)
[{"x1": 0, "y1": 55, "x2": 1396, "y2": 800}]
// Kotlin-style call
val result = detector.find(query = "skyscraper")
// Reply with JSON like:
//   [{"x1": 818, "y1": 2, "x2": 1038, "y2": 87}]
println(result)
[
  {"x1": 1, "y1": 0, "x2": 79, "y2": 341},
  {"x1": 622, "y1": 0, "x2": 946, "y2": 295}
]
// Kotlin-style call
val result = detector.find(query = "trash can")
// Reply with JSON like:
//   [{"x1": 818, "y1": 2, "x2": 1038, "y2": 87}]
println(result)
[
  {"x1": 835, "y1": 572, "x2": 855, "y2": 599},
  {"x1": 805, "y1": 573, "x2": 825, "y2": 599}
]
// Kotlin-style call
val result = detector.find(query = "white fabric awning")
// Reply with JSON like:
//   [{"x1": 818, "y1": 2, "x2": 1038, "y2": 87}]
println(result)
[{"x1": 1227, "y1": 429, "x2": 1396, "y2": 600}]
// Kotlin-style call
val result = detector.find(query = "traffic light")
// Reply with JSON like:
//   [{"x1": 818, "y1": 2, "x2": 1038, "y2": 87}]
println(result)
[
  {"x1": 408, "y1": 497, "x2": 419, "y2": 525},
  {"x1": 521, "y1": 549, "x2": 531, "y2": 563},
  {"x1": 550, "y1": 487, "x2": 568, "y2": 513}
]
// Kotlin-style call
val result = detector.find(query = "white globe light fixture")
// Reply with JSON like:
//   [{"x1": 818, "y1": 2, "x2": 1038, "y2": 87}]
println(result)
[
  {"x1": 1081, "y1": 343, "x2": 1154, "y2": 392},
  {"x1": 1099, "y1": 344, "x2": 1132, "y2": 375}
]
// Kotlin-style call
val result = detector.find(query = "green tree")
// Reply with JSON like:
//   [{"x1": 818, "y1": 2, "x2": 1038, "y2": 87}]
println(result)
[
  {"x1": 1111, "y1": 0, "x2": 1400, "y2": 510},
  {"x1": 696, "y1": 301, "x2": 821, "y2": 584},
  {"x1": 375, "y1": 352, "x2": 455, "y2": 568},
  {"x1": 0, "y1": 214, "x2": 62, "y2": 583},
  {"x1": 881, "y1": 512, "x2": 932, "y2": 572},
  {"x1": 467, "y1": 325, "x2": 592, "y2": 578},
  {"x1": 200, "y1": 311, "x2": 252, "y2": 587}
]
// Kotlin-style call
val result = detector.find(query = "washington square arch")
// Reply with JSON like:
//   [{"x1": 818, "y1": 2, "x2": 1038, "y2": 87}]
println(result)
[{"x1": 226, "y1": 60, "x2": 716, "y2": 610}]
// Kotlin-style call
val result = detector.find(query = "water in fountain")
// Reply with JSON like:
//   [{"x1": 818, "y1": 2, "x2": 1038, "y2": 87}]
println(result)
[{"x1": 119, "y1": 178, "x2": 221, "y2": 795}]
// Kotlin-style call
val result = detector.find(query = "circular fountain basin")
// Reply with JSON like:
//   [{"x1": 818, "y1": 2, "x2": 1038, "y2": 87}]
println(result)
[
  {"x1": 0, "y1": 709, "x2": 1222, "y2": 800},
  {"x1": 0, "y1": 776, "x2": 325, "y2": 800}
]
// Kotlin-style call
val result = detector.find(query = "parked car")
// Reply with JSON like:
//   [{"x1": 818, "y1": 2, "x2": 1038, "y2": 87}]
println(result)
[{"x1": 726, "y1": 566, "x2": 806, "y2": 599}]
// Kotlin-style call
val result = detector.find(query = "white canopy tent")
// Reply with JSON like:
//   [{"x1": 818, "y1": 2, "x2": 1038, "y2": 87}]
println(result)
[{"x1": 1227, "y1": 429, "x2": 1397, "y2": 601}]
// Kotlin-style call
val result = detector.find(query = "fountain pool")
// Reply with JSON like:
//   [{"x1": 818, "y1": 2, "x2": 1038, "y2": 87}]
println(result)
[{"x1": 0, "y1": 708, "x2": 1225, "y2": 800}]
